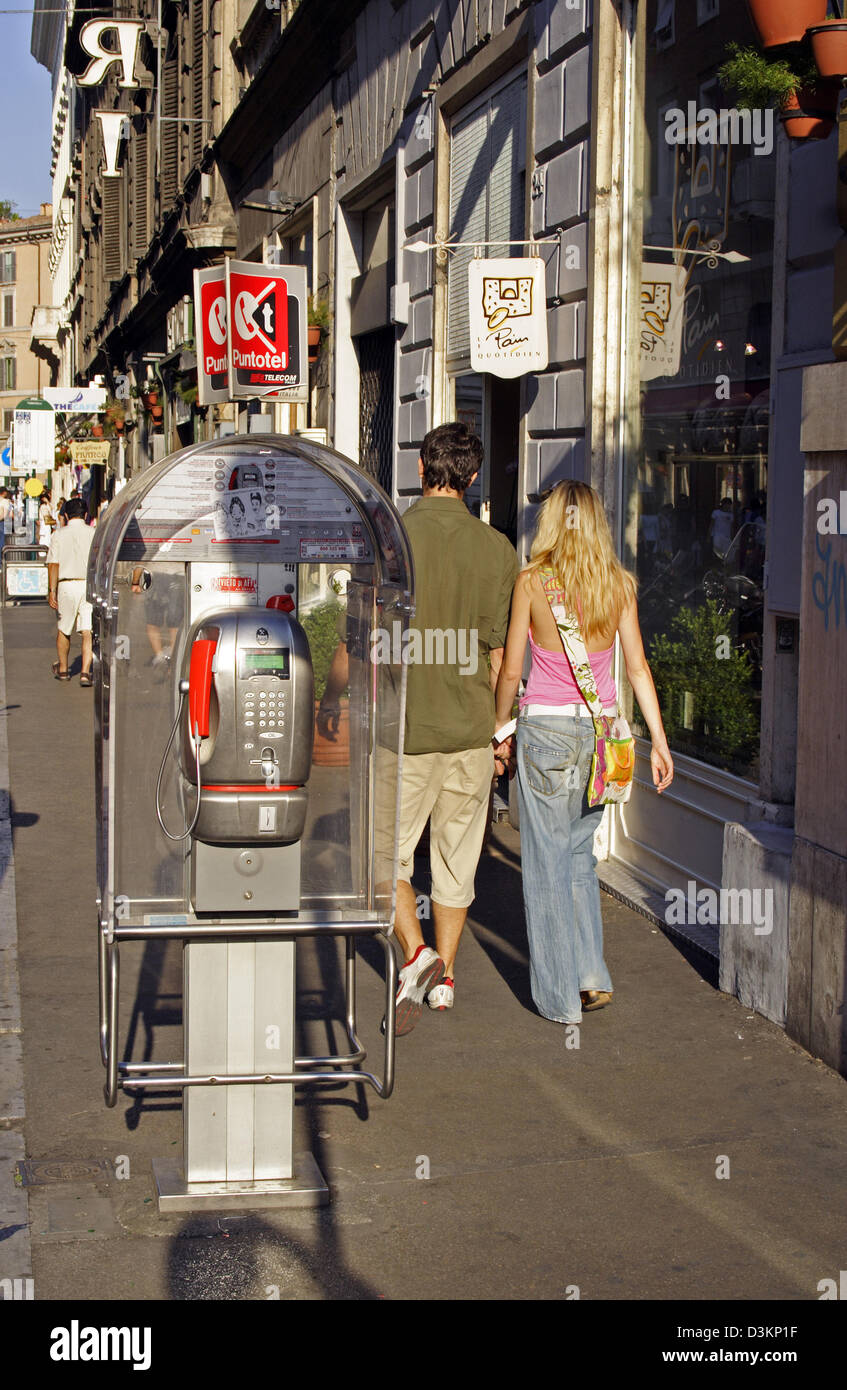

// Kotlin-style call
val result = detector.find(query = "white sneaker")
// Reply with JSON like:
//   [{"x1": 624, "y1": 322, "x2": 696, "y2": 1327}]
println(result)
[
  {"x1": 393, "y1": 945, "x2": 445, "y2": 1036},
  {"x1": 427, "y1": 978, "x2": 454, "y2": 1011}
]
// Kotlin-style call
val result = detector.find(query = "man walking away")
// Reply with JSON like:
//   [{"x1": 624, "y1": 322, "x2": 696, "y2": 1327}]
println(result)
[
  {"x1": 0, "y1": 488, "x2": 12, "y2": 554},
  {"x1": 391, "y1": 423, "x2": 518, "y2": 1033},
  {"x1": 46, "y1": 496, "x2": 95, "y2": 685}
]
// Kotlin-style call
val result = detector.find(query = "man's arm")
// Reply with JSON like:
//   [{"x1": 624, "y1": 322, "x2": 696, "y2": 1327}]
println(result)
[
  {"x1": 48, "y1": 562, "x2": 59, "y2": 611},
  {"x1": 488, "y1": 646, "x2": 503, "y2": 693}
]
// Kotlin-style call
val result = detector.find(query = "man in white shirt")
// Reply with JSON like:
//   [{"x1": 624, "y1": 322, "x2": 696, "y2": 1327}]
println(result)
[{"x1": 46, "y1": 497, "x2": 95, "y2": 685}]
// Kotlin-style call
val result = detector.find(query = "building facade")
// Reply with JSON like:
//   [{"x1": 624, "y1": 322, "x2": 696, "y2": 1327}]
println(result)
[
  {"x1": 31, "y1": 0, "x2": 847, "y2": 1074},
  {"x1": 0, "y1": 207, "x2": 53, "y2": 459}
]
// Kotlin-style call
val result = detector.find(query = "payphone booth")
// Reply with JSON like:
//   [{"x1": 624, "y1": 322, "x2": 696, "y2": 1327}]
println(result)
[{"x1": 89, "y1": 436, "x2": 413, "y2": 1210}]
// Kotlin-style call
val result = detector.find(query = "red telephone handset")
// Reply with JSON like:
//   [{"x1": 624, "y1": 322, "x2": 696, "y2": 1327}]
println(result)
[{"x1": 188, "y1": 638, "x2": 217, "y2": 740}]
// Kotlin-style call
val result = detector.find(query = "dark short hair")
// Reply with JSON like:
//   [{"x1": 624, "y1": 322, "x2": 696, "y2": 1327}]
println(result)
[
  {"x1": 64, "y1": 497, "x2": 87, "y2": 521},
  {"x1": 420, "y1": 423, "x2": 483, "y2": 493}
]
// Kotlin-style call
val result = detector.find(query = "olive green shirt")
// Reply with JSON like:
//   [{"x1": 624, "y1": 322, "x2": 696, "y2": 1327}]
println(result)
[{"x1": 402, "y1": 496, "x2": 519, "y2": 755}]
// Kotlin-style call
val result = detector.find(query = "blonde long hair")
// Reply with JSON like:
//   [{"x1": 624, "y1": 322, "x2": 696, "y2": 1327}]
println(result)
[{"x1": 527, "y1": 480, "x2": 637, "y2": 642}]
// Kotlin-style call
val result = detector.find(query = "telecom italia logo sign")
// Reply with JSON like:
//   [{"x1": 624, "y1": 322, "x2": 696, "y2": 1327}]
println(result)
[
  {"x1": 227, "y1": 260, "x2": 306, "y2": 400},
  {"x1": 193, "y1": 260, "x2": 308, "y2": 405}
]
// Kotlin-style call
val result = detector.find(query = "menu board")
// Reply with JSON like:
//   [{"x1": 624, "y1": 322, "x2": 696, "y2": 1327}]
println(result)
[{"x1": 117, "y1": 452, "x2": 374, "y2": 564}]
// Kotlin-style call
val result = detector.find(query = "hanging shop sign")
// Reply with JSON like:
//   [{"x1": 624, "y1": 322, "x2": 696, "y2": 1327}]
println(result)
[
  {"x1": 70, "y1": 440, "x2": 112, "y2": 466},
  {"x1": 226, "y1": 260, "x2": 308, "y2": 402},
  {"x1": 42, "y1": 386, "x2": 108, "y2": 413},
  {"x1": 12, "y1": 397, "x2": 54, "y2": 473},
  {"x1": 193, "y1": 266, "x2": 230, "y2": 406},
  {"x1": 77, "y1": 20, "x2": 145, "y2": 89},
  {"x1": 467, "y1": 258, "x2": 548, "y2": 378},
  {"x1": 640, "y1": 261, "x2": 688, "y2": 381}
]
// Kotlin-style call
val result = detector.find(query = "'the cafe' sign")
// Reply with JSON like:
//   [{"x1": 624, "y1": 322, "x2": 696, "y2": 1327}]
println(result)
[{"x1": 194, "y1": 261, "x2": 308, "y2": 405}]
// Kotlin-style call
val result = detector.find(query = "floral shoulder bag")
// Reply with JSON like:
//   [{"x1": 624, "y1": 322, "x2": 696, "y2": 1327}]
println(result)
[{"x1": 539, "y1": 568, "x2": 635, "y2": 806}]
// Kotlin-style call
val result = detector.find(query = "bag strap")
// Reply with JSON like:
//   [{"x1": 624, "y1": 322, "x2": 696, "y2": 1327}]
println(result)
[{"x1": 538, "y1": 567, "x2": 605, "y2": 720}]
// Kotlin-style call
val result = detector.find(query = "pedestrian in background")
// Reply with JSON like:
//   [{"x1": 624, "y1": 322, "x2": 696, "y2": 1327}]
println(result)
[
  {"x1": 0, "y1": 488, "x2": 12, "y2": 553},
  {"x1": 494, "y1": 480, "x2": 673, "y2": 1027},
  {"x1": 38, "y1": 488, "x2": 56, "y2": 547},
  {"x1": 46, "y1": 496, "x2": 95, "y2": 686}
]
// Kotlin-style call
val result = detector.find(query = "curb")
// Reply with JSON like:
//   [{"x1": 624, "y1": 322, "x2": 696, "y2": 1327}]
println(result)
[{"x1": 0, "y1": 609, "x2": 32, "y2": 1294}]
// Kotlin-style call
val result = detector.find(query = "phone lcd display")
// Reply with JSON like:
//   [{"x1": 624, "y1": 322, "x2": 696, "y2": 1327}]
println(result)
[{"x1": 240, "y1": 649, "x2": 290, "y2": 678}]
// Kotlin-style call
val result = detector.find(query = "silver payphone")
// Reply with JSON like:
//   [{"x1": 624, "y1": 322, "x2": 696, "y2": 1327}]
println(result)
[
  {"x1": 90, "y1": 436, "x2": 414, "y2": 1210},
  {"x1": 157, "y1": 607, "x2": 314, "y2": 912}
]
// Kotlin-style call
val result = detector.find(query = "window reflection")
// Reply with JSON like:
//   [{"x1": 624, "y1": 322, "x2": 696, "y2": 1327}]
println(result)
[{"x1": 629, "y1": 2, "x2": 772, "y2": 780}]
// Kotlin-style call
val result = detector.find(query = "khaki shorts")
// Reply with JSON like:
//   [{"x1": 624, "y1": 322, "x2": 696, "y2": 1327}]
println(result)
[
  {"x1": 57, "y1": 580, "x2": 92, "y2": 637},
  {"x1": 397, "y1": 745, "x2": 494, "y2": 909}
]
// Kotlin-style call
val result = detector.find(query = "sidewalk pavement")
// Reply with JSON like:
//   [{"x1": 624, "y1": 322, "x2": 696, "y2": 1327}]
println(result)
[{"x1": 1, "y1": 601, "x2": 846, "y2": 1302}]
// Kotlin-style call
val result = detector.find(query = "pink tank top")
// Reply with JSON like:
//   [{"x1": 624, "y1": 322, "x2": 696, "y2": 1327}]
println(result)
[{"x1": 520, "y1": 630, "x2": 617, "y2": 710}]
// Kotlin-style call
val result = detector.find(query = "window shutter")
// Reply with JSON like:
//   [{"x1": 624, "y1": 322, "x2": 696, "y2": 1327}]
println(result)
[
  {"x1": 161, "y1": 57, "x2": 179, "y2": 207},
  {"x1": 102, "y1": 177, "x2": 125, "y2": 281},
  {"x1": 0, "y1": 251, "x2": 15, "y2": 285},
  {"x1": 131, "y1": 125, "x2": 150, "y2": 259},
  {"x1": 447, "y1": 74, "x2": 527, "y2": 362},
  {"x1": 191, "y1": 0, "x2": 205, "y2": 166}
]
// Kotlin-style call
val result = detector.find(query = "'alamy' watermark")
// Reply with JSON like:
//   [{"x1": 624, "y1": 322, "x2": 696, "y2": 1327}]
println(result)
[
  {"x1": 664, "y1": 103, "x2": 774, "y2": 158},
  {"x1": 371, "y1": 622, "x2": 478, "y2": 676},
  {"x1": 665, "y1": 880, "x2": 773, "y2": 935}
]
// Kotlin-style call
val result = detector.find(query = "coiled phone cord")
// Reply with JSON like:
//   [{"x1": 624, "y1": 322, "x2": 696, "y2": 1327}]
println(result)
[{"x1": 155, "y1": 687, "x2": 204, "y2": 842}]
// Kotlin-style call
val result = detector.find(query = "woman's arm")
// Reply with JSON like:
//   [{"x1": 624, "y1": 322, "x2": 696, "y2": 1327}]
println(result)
[
  {"x1": 494, "y1": 570, "x2": 532, "y2": 728},
  {"x1": 617, "y1": 596, "x2": 674, "y2": 793}
]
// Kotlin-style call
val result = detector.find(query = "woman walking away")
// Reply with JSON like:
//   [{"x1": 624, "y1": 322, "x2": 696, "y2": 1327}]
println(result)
[{"x1": 494, "y1": 480, "x2": 673, "y2": 1027}]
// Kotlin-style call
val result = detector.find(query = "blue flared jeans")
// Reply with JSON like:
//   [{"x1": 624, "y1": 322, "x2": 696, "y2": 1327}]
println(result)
[{"x1": 516, "y1": 713, "x2": 612, "y2": 1024}]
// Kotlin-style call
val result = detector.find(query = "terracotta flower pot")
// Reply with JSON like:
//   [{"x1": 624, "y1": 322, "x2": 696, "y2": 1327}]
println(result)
[
  {"x1": 141, "y1": 391, "x2": 159, "y2": 409},
  {"x1": 312, "y1": 697, "x2": 350, "y2": 766},
  {"x1": 808, "y1": 21, "x2": 847, "y2": 80},
  {"x1": 780, "y1": 81, "x2": 840, "y2": 139},
  {"x1": 746, "y1": 0, "x2": 827, "y2": 49},
  {"x1": 150, "y1": 404, "x2": 163, "y2": 419},
  {"x1": 308, "y1": 324, "x2": 322, "y2": 366}
]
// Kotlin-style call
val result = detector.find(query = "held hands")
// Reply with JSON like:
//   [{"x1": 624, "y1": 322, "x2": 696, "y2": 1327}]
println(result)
[
  {"x1": 651, "y1": 742, "x2": 674, "y2": 794},
  {"x1": 492, "y1": 735, "x2": 516, "y2": 779}
]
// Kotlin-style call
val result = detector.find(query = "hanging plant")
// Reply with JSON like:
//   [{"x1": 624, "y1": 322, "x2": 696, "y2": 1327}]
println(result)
[
  {"x1": 719, "y1": 41, "x2": 840, "y2": 137},
  {"x1": 175, "y1": 376, "x2": 198, "y2": 405},
  {"x1": 745, "y1": 0, "x2": 828, "y2": 51},
  {"x1": 807, "y1": 18, "x2": 847, "y2": 78}
]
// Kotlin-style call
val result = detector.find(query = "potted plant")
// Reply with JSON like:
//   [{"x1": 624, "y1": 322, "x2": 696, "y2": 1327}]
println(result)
[
  {"x1": 175, "y1": 376, "x2": 198, "y2": 406},
  {"x1": 307, "y1": 293, "x2": 330, "y2": 365},
  {"x1": 746, "y1": 0, "x2": 828, "y2": 50},
  {"x1": 808, "y1": 15, "x2": 847, "y2": 78},
  {"x1": 300, "y1": 597, "x2": 349, "y2": 766},
  {"x1": 719, "y1": 42, "x2": 840, "y2": 138},
  {"x1": 141, "y1": 386, "x2": 159, "y2": 409}
]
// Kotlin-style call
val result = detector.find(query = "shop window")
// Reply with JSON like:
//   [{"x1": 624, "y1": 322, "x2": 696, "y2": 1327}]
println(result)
[{"x1": 629, "y1": 3, "x2": 772, "y2": 781}]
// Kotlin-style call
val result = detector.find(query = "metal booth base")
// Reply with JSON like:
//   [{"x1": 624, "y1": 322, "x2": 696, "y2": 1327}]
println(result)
[{"x1": 152, "y1": 1151, "x2": 329, "y2": 1212}]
